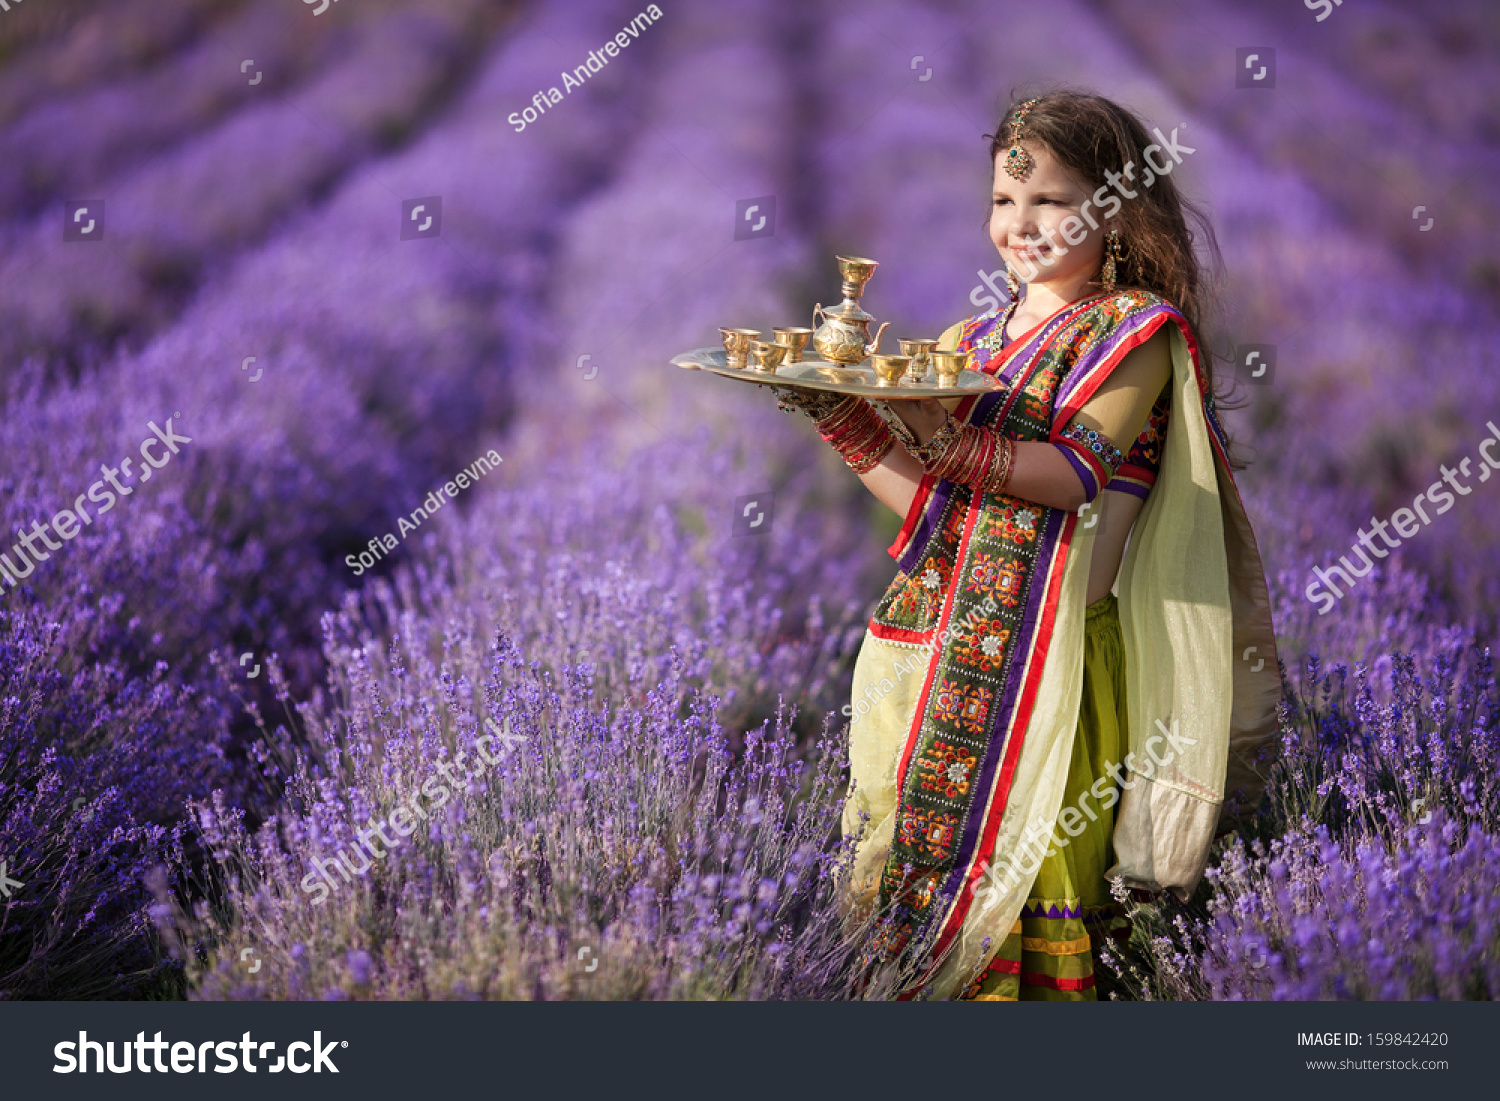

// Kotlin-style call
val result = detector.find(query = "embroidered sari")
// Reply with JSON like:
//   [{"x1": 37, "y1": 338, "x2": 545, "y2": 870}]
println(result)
[{"x1": 841, "y1": 289, "x2": 1281, "y2": 1000}]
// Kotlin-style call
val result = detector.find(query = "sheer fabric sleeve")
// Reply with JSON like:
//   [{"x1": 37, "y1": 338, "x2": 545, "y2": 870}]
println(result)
[{"x1": 1049, "y1": 337, "x2": 1172, "y2": 503}]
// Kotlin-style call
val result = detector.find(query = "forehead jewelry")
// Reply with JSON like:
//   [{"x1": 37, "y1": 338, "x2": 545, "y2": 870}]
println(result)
[{"x1": 1003, "y1": 98, "x2": 1041, "y2": 181}]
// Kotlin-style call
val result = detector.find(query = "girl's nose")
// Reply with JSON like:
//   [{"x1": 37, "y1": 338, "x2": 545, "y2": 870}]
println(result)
[{"x1": 1009, "y1": 208, "x2": 1038, "y2": 240}]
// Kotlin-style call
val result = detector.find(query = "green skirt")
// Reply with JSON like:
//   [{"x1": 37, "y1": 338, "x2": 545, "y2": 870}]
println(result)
[{"x1": 960, "y1": 592, "x2": 1132, "y2": 1001}]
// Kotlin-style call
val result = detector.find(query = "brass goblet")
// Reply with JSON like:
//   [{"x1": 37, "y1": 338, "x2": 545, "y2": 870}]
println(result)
[
  {"x1": 720, "y1": 328, "x2": 761, "y2": 369},
  {"x1": 899, "y1": 338, "x2": 939, "y2": 382},
  {"x1": 870, "y1": 353, "x2": 912, "y2": 387},
  {"x1": 835, "y1": 255, "x2": 880, "y2": 300},
  {"x1": 772, "y1": 327, "x2": 814, "y2": 363},
  {"x1": 930, "y1": 349, "x2": 971, "y2": 388},
  {"x1": 748, "y1": 340, "x2": 789, "y2": 373}
]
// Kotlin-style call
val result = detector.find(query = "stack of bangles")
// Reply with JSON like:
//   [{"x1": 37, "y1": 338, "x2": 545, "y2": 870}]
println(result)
[
  {"x1": 812, "y1": 395, "x2": 896, "y2": 474},
  {"x1": 901, "y1": 414, "x2": 1016, "y2": 496}
]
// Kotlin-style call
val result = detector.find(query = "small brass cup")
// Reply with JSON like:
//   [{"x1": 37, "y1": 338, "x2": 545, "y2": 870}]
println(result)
[
  {"x1": 870, "y1": 353, "x2": 912, "y2": 387},
  {"x1": 930, "y1": 349, "x2": 970, "y2": 388},
  {"x1": 748, "y1": 340, "x2": 789, "y2": 373},
  {"x1": 772, "y1": 327, "x2": 814, "y2": 364},
  {"x1": 899, "y1": 338, "x2": 939, "y2": 382},
  {"x1": 720, "y1": 328, "x2": 761, "y2": 369}
]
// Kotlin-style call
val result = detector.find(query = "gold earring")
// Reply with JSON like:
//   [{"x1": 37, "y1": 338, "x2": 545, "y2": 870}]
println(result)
[{"x1": 1101, "y1": 228, "x2": 1122, "y2": 293}]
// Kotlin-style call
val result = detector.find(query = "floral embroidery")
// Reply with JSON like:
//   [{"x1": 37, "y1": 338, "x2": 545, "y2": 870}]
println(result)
[
  {"x1": 980, "y1": 503, "x2": 1039, "y2": 547},
  {"x1": 993, "y1": 559, "x2": 1027, "y2": 607},
  {"x1": 933, "y1": 679, "x2": 994, "y2": 736},
  {"x1": 916, "y1": 739, "x2": 979, "y2": 800},
  {"x1": 1027, "y1": 379, "x2": 1055, "y2": 403},
  {"x1": 941, "y1": 506, "x2": 967, "y2": 543},
  {"x1": 890, "y1": 575, "x2": 923, "y2": 618},
  {"x1": 962, "y1": 553, "x2": 1027, "y2": 608},
  {"x1": 1123, "y1": 389, "x2": 1170, "y2": 476},
  {"x1": 952, "y1": 615, "x2": 1011, "y2": 672},
  {"x1": 896, "y1": 807, "x2": 962, "y2": 861},
  {"x1": 964, "y1": 552, "x2": 1002, "y2": 597},
  {"x1": 919, "y1": 553, "x2": 952, "y2": 595},
  {"x1": 881, "y1": 867, "x2": 943, "y2": 914}
]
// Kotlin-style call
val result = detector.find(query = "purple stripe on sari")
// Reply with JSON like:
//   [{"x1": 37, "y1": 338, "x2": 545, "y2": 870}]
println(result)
[
  {"x1": 1056, "y1": 445, "x2": 1100, "y2": 500},
  {"x1": 1107, "y1": 478, "x2": 1152, "y2": 501},
  {"x1": 896, "y1": 480, "x2": 957, "y2": 578},
  {"x1": 1053, "y1": 304, "x2": 1180, "y2": 410}
]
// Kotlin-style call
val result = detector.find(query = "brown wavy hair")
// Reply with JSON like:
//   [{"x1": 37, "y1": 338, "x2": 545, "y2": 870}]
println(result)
[{"x1": 987, "y1": 89, "x2": 1243, "y2": 464}]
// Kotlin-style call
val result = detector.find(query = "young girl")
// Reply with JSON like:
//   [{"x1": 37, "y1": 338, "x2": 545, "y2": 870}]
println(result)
[{"x1": 775, "y1": 91, "x2": 1281, "y2": 1000}]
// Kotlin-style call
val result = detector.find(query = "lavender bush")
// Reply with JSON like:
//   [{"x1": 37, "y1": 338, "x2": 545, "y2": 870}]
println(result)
[
  {"x1": 156, "y1": 629, "x2": 887, "y2": 1000},
  {"x1": 0, "y1": 603, "x2": 210, "y2": 998},
  {"x1": 1100, "y1": 599, "x2": 1498, "y2": 1000}
]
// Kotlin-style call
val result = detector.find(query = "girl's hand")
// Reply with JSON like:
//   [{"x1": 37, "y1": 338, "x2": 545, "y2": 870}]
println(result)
[{"x1": 885, "y1": 398, "x2": 949, "y2": 445}]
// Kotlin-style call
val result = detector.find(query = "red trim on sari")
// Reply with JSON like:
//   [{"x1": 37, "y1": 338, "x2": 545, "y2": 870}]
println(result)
[
  {"x1": 888, "y1": 468, "x2": 937, "y2": 562},
  {"x1": 1021, "y1": 971, "x2": 1096, "y2": 992}
]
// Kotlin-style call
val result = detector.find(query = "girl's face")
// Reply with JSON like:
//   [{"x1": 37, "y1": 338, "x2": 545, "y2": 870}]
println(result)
[{"x1": 989, "y1": 141, "x2": 1109, "y2": 295}]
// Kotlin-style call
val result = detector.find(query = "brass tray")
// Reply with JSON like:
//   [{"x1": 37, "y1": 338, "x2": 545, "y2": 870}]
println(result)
[{"x1": 671, "y1": 347, "x2": 1007, "y2": 400}]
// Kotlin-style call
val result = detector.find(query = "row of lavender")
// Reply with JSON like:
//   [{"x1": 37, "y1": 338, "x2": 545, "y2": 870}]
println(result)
[
  {"x1": 0, "y1": 0, "x2": 634, "y2": 995},
  {"x1": 1, "y1": 0, "x2": 886, "y2": 999},
  {"x1": 163, "y1": 0, "x2": 892, "y2": 1000}
]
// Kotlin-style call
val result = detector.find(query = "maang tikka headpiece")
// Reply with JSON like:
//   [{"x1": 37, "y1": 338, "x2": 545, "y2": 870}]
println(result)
[{"x1": 1003, "y1": 98, "x2": 1041, "y2": 180}]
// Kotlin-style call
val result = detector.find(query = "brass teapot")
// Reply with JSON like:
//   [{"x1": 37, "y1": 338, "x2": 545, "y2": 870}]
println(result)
[{"x1": 811, "y1": 255, "x2": 891, "y2": 366}]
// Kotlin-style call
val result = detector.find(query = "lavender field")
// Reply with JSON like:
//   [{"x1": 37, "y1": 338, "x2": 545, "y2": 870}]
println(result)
[{"x1": 0, "y1": 0, "x2": 1495, "y2": 1001}]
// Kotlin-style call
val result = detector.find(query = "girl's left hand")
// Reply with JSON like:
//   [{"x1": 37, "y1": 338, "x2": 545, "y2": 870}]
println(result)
[{"x1": 885, "y1": 398, "x2": 949, "y2": 445}]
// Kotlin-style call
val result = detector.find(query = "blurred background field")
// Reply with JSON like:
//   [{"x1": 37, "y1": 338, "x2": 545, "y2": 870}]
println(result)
[{"x1": 0, "y1": 0, "x2": 1495, "y2": 1000}]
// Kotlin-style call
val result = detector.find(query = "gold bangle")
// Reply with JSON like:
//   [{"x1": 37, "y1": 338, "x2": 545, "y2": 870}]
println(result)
[{"x1": 986, "y1": 436, "x2": 1015, "y2": 495}]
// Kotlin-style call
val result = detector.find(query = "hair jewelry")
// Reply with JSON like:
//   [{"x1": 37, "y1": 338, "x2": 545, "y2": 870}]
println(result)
[{"x1": 1002, "y1": 98, "x2": 1041, "y2": 181}]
